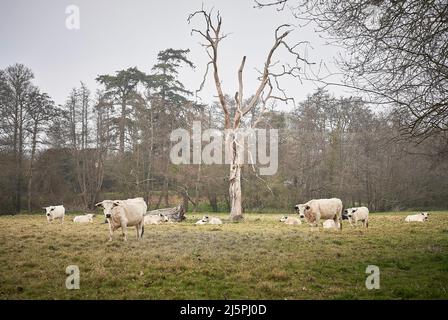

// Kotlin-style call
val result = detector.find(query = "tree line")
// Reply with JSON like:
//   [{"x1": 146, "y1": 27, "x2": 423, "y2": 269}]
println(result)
[{"x1": 1, "y1": 59, "x2": 447, "y2": 214}]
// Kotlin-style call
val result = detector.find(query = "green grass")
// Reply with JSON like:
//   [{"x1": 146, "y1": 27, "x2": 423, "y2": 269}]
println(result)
[{"x1": 0, "y1": 211, "x2": 447, "y2": 299}]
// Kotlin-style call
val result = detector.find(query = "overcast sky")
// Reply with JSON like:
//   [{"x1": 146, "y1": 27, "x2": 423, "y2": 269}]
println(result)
[{"x1": 0, "y1": 0, "x2": 351, "y2": 110}]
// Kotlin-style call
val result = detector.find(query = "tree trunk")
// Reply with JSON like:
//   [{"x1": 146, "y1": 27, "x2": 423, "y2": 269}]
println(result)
[
  {"x1": 227, "y1": 132, "x2": 243, "y2": 221},
  {"x1": 27, "y1": 123, "x2": 38, "y2": 213},
  {"x1": 119, "y1": 100, "x2": 126, "y2": 155},
  {"x1": 229, "y1": 163, "x2": 243, "y2": 220},
  {"x1": 208, "y1": 192, "x2": 218, "y2": 212},
  {"x1": 15, "y1": 103, "x2": 23, "y2": 214}
]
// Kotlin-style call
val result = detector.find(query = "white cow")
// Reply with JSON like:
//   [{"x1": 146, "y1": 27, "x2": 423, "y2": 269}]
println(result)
[
  {"x1": 323, "y1": 219, "x2": 340, "y2": 229},
  {"x1": 295, "y1": 198, "x2": 343, "y2": 229},
  {"x1": 195, "y1": 219, "x2": 207, "y2": 225},
  {"x1": 280, "y1": 215, "x2": 302, "y2": 225},
  {"x1": 344, "y1": 207, "x2": 369, "y2": 228},
  {"x1": 405, "y1": 212, "x2": 429, "y2": 223},
  {"x1": 73, "y1": 213, "x2": 94, "y2": 223},
  {"x1": 95, "y1": 198, "x2": 147, "y2": 241},
  {"x1": 43, "y1": 205, "x2": 65, "y2": 224},
  {"x1": 144, "y1": 213, "x2": 169, "y2": 225},
  {"x1": 96, "y1": 198, "x2": 147, "y2": 221},
  {"x1": 196, "y1": 215, "x2": 222, "y2": 225}
]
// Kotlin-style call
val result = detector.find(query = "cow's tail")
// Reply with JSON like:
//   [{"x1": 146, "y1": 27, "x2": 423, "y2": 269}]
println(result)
[{"x1": 141, "y1": 225, "x2": 144, "y2": 238}]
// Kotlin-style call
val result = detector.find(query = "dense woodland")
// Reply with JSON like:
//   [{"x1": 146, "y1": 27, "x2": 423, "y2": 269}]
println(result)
[
  {"x1": 1, "y1": 60, "x2": 446, "y2": 214},
  {"x1": 1, "y1": 1, "x2": 447, "y2": 214}
]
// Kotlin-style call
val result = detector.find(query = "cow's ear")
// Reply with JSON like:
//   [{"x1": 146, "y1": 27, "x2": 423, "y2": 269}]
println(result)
[
  {"x1": 305, "y1": 205, "x2": 310, "y2": 210},
  {"x1": 113, "y1": 201, "x2": 119, "y2": 207},
  {"x1": 94, "y1": 202, "x2": 103, "y2": 208}
]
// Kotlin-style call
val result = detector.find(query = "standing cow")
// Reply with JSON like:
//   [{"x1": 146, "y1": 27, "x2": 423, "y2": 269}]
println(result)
[
  {"x1": 43, "y1": 205, "x2": 65, "y2": 224},
  {"x1": 295, "y1": 198, "x2": 343, "y2": 230},
  {"x1": 344, "y1": 207, "x2": 369, "y2": 228},
  {"x1": 95, "y1": 198, "x2": 147, "y2": 241}
]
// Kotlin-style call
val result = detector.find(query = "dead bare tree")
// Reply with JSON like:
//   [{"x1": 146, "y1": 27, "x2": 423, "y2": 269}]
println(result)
[{"x1": 188, "y1": 8, "x2": 310, "y2": 220}]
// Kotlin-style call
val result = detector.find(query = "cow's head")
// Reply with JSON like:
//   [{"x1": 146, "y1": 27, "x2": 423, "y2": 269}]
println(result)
[
  {"x1": 159, "y1": 213, "x2": 169, "y2": 222},
  {"x1": 202, "y1": 215, "x2": 210, "y2": 223},
  {"x1": 295, "y1": 204, "x2": 309, "y2": 219},
  {"x1": 421, "y1": 212, "x2": 429, "y2": 220},
  {"x1": 280, "y1": 215, "x2": 288, "y2": 222},
  {"x1": 95, "y1": 200, "x2": 116, "y2": 219},
  {"x1": 347, "y1": 208, "x2": 357, "y2": 219},
  {"x1": 43, "y1": 206, "x2": 55, "y2": 217}
]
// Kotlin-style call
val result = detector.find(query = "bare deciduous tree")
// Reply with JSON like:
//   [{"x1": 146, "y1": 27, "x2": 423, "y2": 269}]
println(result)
[{"x1": 188, "y1": 8, "x2": 310, "y2": 220}]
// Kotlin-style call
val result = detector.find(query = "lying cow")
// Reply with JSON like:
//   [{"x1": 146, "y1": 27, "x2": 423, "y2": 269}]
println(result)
[
  {"x1": 344, "y1": 207, "x2": 369, "y2": 228},
  {"x1": 295, "y1": 198, "x2": 343, "y2": 230},
  {"x1": 95, "y1": 197, "x2": 147, "y2": 241},
  {"x1": 73, "y1": 213, "x2": 94, "y2": 223},
  {"x1": 280, "y1": 215, "x2": 301, "y2": 225},
  {"x1": 43, "y1": 205, "x2": 65, "y2": 224},
  {"x1": 323, "y1": 219, "x2": 340, "y2": 229},
  {"x1": 144, "y1": 213, "x2": 168, "y2": 225},
  {"x1": 196, "y1": 215, "x2": 222, "y2": 225},
  {"x1": 405, "y1": 212, "x2": 429, "y2": 223}
]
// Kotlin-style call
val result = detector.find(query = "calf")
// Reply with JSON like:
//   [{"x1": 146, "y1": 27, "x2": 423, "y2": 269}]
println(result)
[
  {"x1": 345, "y1": 207, "x2": 369, "y2": 228},
  {"x1": 280, "y1": 215, "x2": 301, "y2": 225},
  {"x1": 196, "y1": 215, "x2": 223, "y2": 225},
  {"x1": 144, "y1": 213, "x2": 169, "y2": 225},
  {"x1": 323, "y1": 219, "x2": 340, "y2": 229},
  {"x1": 405, "y1": 212, "x2": 429, "y2": 223},
  {"x1": 73, "y1": 213, "x2": 94, "y2": 223},
  {"x1": 43, "y1": 205, "x2": 65, "y2": 224}
]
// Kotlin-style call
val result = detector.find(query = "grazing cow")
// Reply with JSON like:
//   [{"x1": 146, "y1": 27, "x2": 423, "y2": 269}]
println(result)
[
  {"x1": 196, "y1": 215, "x2": 222, "y2": 225},
  {"x1": 95, "y1": 198, "x2": 147, "y2": 241},
  {"x1": 43, "y1": 205, "x2": 65, "y2": 224},
  {"x1": 73, "y1": 213, "x2": 94, "y2": 223},
  {"x1": 280, "y1": 215, "x2": 302, "y2": 225},
  {"x1": 295, "y1": 198, "x2": 343, "y2": 230},
  {"x1": 144, "y1": 213, "x2": 169, "y2": 225},
  {"x1": 405, "y1": 212, "x2": 429, "y2": 222},
  {"x1": 345, "y1": 207, "x2": 369, "y2": 228},
  {"x1": 323, "y1": 219, "x2": 340, "y2": 229}
]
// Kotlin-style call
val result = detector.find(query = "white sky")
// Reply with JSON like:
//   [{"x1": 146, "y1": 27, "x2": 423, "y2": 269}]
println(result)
[{"x1": 0, "y1": 0, "x2": 353, "y2": 110}]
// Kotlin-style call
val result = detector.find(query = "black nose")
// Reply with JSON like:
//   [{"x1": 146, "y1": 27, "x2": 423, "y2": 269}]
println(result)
[
  {"x1": 46, "y1": 214, "x2": 50, "y2": 216},
  {"x1": 106, "y1": 214, "x2": 111, "y2": 218}
]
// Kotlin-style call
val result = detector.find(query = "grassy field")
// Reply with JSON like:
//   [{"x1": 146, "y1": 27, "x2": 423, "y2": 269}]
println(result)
[{"x1": 0, "y1": 211, "x2": 447, "y2": 299}]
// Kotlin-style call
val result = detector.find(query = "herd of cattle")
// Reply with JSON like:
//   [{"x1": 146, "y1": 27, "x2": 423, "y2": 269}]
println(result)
[{"x1": 42, "y1": 197, "x2": 431, "y2": 241}]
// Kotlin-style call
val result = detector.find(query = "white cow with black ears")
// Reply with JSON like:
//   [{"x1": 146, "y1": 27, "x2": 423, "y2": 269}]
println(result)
[{"x1": 43, "y1": 205, "x2": 65, "y2": 223}]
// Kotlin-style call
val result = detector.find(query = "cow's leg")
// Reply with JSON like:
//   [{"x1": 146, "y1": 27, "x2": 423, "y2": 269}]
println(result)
[
  {"x1": 315, "y1": 215, "x2": 320, "y2": 228},
  {"x1": 348, "y1": 217, "x2": 354, "y2": 227},
  {"x1": 61, "y1": 216, "x2": 64, "y2": 224},
  {"x1": 136, "y1": 223, "x2": 143, "y2": 240},
  {"x1": 333, "y1": 215, "x2": 341, "y2": 230},
  {"x1": 121, "y1": 223, "x2": 127, "y2": 241},
  {"x1": 108, "y1": 221, "x2": 114, "y2": 241}
]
